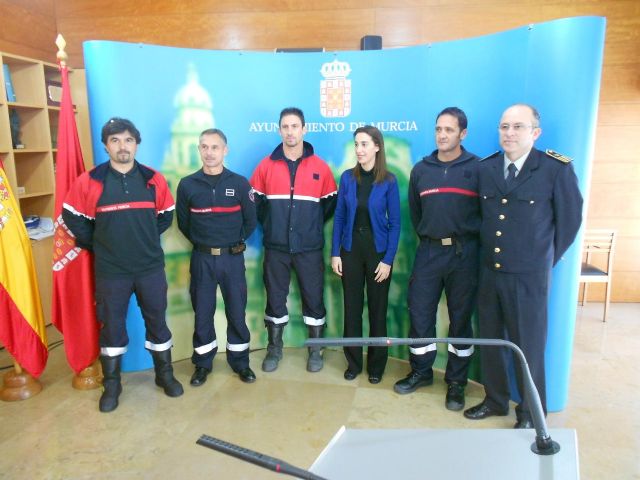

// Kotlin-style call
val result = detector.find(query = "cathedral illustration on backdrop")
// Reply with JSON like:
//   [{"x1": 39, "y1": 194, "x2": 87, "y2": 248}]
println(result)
[{"x1": 157, "y1": 62, "x2": 443, "y2": 363}]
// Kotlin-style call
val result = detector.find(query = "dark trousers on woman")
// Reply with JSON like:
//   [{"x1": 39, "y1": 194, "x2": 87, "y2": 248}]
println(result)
[{"x1": 341, "y1": 227, "x2": 391, "y2": 376}]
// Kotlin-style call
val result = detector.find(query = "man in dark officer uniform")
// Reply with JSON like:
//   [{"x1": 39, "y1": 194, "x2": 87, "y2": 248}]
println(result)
[
  {"x1": 393, "y1": 107, "x2": 480, "y2": 411},
  {"x1": 464, "y1": 104, "x2": 583, "y2": 428},
  {"x1": 176, "y1": 128, "x2": 257, "y2": 386}
]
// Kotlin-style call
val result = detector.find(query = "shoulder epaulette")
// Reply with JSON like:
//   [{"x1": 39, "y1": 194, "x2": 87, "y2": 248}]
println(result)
[
  {"x1": 479, "y1": 151, "x2": 501, "y2": 162},
  {"x1": 545, "y1": 149, "x2": 572, "y2": 164}
]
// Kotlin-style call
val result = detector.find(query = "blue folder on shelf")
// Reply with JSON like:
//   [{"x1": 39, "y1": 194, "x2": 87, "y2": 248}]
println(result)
[{"x1": 3, "y1": 63, "x2": 16, "y2": 102}]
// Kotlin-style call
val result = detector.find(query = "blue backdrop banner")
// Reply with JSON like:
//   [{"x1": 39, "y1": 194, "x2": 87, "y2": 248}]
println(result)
[{"x1": 83, "y1": 16, "x2": 605, "y2": 411}]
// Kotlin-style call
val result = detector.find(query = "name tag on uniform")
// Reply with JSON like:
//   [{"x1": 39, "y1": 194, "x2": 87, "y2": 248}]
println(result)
[{"x1": 225, "y1": 189, "x2": 235, "y2": 196}]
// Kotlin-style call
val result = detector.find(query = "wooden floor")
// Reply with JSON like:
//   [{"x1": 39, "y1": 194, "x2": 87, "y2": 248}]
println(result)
[{"x1": 0, "y1": 302, "x2": 638, "y2": 479}]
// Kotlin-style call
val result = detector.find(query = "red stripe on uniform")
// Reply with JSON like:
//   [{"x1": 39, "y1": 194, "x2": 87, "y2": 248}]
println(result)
[
  {"x1": 419, "y1": 187, "x2": 478, "y2": 197},
  {"x1": 96, "y1": 201, "x2": 156, "y2": 213},
  {"x1": 190, "y1": 205, "x2": 241, "y2": 214}
]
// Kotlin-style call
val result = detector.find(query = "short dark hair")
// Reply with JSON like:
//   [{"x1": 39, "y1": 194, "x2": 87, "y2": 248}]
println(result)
[
  {"x1": 279, "y1": 107, "x2": 305, "y2": 127},
  {"x1": 101, "y1": 117, "x2": 141, "y2": 144},
  {"x1": 436, "y1": 107, "x2": 468, "y2": 131},
  {"x1": 199, "y1": 128, "x2": 227, "y2": 144}
]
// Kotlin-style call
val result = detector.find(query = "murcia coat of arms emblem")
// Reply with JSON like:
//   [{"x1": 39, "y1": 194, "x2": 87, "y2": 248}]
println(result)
[{"x1": 320, "y1": 60, "x2": 352, "y2": 118}]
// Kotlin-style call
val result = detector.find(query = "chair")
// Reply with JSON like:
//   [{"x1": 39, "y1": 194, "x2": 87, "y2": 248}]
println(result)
[{"x1": 578, "y1": 229, "x2": 616, "y2": 322}]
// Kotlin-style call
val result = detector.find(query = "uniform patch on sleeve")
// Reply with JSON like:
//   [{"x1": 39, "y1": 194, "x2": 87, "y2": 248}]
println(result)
[
  {"x1": 545, "y1": 149, "x2": 572, "y2": 163},
  {"x1": 313, "y1": 173, "x2": 320, "y2": 180},
  {"x1": 225, "y1": 188, "x2": 235, "y2": 196}
]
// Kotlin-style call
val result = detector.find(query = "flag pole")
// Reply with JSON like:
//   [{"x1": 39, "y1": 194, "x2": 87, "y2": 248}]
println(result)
[
  {"x1": 0, "y1": 358, "x2": 43, "y2": 402},
  {"x1": 55, "y1": 34, "x2": 102, "y2": 390}
]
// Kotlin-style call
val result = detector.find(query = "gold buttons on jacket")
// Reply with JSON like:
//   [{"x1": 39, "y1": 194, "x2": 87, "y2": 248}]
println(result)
[
  {"x1": 494, "y1": 247, "x2": 501, "y2": 253},
  {"x1": 499, "y1": 214, "x2": 505, "y2": 220},
  {"x1": 495, "y1": 263, "x2": 501, "y2": 269},
  {"x1": 501, "y1": 198, "x2": 508, "y2": 204},
  {"x1": 496, "y1": 231, "x2": 502, "y2": 236}
]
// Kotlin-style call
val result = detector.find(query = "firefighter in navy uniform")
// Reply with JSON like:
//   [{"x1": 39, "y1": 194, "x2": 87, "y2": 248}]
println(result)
[
  {"x1": 250, "y1": 107, "x2": 337, "y2": 373},
  {"x1": 176, "y1": 129, "x2": 257, "y2": 386},
  {"x1": 393, "y1": 107, "x2": 480, "y2": 411},
  {"x1": 464, "y1": 104, "x2": 583, "y2": 428},
  {"x1": 63, "y1": 117, "x2": 183, "y2": 413}
]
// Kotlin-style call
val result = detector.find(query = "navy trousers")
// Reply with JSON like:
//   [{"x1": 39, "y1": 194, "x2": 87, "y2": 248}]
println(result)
[
  {"x1": 407, "y1": 239, "x2": 478, "y2": 384},
  {"x1": 477, "y1": 265, "x2": 549, "y2": 418},
  {"x1": 262, "y1": 248, "x2": 326, "y2": 327},
  {"x1": 189, "y1": 250, "x2": 250, "y2": 372},
  {"x1": 95, "y1": 268, "x2": 172, "y2": 357}
]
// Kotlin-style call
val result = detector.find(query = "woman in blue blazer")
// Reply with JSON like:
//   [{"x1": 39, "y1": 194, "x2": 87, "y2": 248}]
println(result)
[{"x1": 331, "y1": 126, "x2": 401, "y2": 383}]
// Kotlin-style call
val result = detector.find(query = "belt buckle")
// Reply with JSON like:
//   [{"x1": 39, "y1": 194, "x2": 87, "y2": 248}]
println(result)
[
  {"x1": 210, "y1": 247, "x2": 222, "y2": 255},
  {"x1": 441, "y1": 238, "x2": 453, "y2": 246}
]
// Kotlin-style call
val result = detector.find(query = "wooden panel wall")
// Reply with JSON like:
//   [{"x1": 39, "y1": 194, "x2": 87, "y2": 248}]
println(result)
[
  {"x1": 0, "y1": 1, "x2": 57, "y2": 62},
  {"x1": 5, "y1": 0, "x2": 639, "y2": 300}
]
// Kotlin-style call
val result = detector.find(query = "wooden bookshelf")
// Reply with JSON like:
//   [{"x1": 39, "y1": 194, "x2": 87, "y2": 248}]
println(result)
[{"x1": 1, "y1": 51, "x2": 92, "y2": 325}]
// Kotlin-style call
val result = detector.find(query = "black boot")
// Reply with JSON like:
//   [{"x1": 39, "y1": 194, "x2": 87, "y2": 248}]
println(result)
[
  {"x1": 307, "y1": 325, "x2": 324, "y2": 372},
  {"x1": 151, "y1": 349, "x2": 184, "y2": 397},
  {"x1": 262, "y1": 324, "x2": 284, "y2": 372},
  {"x1": 99, "y1": 355, "x2": 122, "y2": 413}
]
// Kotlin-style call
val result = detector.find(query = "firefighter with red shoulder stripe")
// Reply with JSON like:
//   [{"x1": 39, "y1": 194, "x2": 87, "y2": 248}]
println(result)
[
  {"x1": 176, "y1": 128, "x2": 257, "y2": 387},
  {"x1": 250, "y1": 107, "x2": 338, "y2": 373},
  {"x1": 62, "y1": 117, "x2": 183, "y2": 413},
  {"x1": 393, "y1": 107, "x2": 480, "y2": 412}
]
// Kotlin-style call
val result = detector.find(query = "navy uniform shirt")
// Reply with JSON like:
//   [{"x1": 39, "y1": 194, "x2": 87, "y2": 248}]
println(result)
[
  {"x1": 408, "y1": 147, "x2": 480, "y2": 239},
  {"x1": 478, "y1": 148, "x2": 583, "y2": 273},
  {"x1": 176, "y1": 167, "x2": 256, "y2": 248}
]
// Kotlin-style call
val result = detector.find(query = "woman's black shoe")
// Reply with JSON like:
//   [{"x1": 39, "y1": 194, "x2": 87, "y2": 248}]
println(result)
[{"x1": 344, "y1": 369, "x2": 358, "y2": 381}]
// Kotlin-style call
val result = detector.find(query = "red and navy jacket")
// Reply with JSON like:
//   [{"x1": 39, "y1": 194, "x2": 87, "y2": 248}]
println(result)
[
  {"x1": 250, "y1": 141, "x2": 337, "y2": 253},
  {"x1": 62, "y1": 161, "x2": 174, "y2": 277},
  {"x1": 408, "y1": 147, "x2": 480, "y2": 240},
  {"x1": 176, "y1": 167, "x2": 257, "y2": 248}
]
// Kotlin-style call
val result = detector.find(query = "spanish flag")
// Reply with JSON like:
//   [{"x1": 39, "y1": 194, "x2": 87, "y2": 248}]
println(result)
[{"x1": 0, "y1": 160, "x2": 48, "y2": 377}]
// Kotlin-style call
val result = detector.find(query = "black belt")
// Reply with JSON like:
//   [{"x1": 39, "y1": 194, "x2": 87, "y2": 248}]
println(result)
[
  {"x1": 420, "y1": 235, "x2": 475, "y2": 255},
  {"x1": 422, "y1": 236, "x2": 457, "y2": 246},
  {"x1": 195, "y1": 243, "x2": 246, "y2": 256}
]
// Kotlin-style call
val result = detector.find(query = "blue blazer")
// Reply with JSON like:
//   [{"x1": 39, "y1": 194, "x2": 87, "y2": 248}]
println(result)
[{"x1": 331, "y1": 169, "x2": 401, "y2": 265}]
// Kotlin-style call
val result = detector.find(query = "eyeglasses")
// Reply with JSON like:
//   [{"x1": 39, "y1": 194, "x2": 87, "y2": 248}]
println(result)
[{"x1": 498, "y1": 123, "x2": 538, "y2": 133}]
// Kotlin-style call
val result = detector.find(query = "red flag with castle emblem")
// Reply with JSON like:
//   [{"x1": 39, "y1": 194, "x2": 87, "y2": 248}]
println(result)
[{"x1": 51, "y1": 62, "x2": 99, "y2": 373}]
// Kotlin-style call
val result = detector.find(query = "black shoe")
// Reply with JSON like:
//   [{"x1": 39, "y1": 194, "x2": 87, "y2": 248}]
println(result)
[
  {"x1": 393, "y1": 371, "x2": 433, "y2": 394},
  {"x1": 514, "y1": 418, "x2": 534, "y2": 429},
  {"x1": 445, "y1": 382, "x2": 465, "y2": 411},
  {"x1": 238, "y1": 367, "x2": 256, "y2": 384},
  {"x1": 190, "y1": 367, "x2": 209, "y2": 387},
  {"x1": 368, "y1": 374, "x2": 382, "y2": 384},
  {"x1": 463, "y1": 401, "x2": 508, "y2": 420},
  {"x1": 344, "y1": 369, "x2": 358, "y2": 381}
]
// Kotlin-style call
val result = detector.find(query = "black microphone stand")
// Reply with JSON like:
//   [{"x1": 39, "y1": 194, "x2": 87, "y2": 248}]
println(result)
[
  {"x1": 306, "y1": 336, "x2": 561, "y2": 456},
  {"x1": 196, "y1": 434, "x2": 328, "y2": 480}
]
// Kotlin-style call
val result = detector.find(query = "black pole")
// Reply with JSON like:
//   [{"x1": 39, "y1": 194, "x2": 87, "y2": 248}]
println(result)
[{"x1": 306, "y1": 336, "x2": 561, "y2": 455}]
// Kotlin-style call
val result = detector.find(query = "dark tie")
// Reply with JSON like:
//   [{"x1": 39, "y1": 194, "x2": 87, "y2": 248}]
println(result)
[{"x1": 505, "y1": 163, "x2": 517, "y2": 186}]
